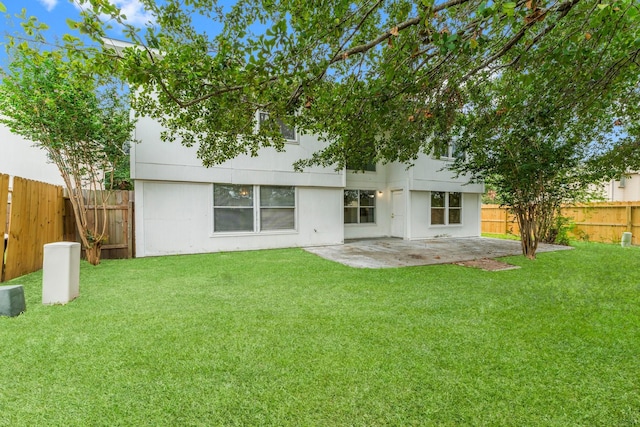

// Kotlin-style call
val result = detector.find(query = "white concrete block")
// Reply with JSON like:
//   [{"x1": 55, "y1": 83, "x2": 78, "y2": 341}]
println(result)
[{"x1": 42, "y1": 242, "x2": 81, "y2": 305}]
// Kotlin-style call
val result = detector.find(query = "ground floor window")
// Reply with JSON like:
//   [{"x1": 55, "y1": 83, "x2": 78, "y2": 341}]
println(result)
[
  {"x1": 431, "y1": 191, "x2": 461, "y2": 225},
  {"x1": 260, "y1": 186, "x2": 295, "y2": 230},
  {"x1": 344, "y1": 190, "x2": 376, "y2": 224},
  {"x1": 213, "y1": 184, "x2": 295, "y2": 232}
]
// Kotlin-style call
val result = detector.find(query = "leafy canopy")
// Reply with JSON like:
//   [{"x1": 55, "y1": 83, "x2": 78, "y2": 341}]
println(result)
[
  {"x1": 444, "y1": 1, "x2": 640, "y2": 257},
  {"x1": 22, "y1": 0, "x2": 629, "y2": 171},
  {"x1": 0, "y1": 40, "x2": 135, "y2": 264}
]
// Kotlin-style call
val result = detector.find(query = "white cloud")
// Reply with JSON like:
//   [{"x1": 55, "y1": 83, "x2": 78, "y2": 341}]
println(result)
[
  {"x1": 112, "y1": 0, "x2": 154, "y2": 26},
  {"x1": 38, "y1": 0, "x2": 59, "y2": 12},
  {"x1": 73, "y1": 0, "x2": 154, "y2": 26}
]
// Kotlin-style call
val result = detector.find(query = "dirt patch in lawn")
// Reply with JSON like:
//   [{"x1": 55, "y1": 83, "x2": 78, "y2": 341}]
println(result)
[{"x1": 455, "y1": 258, "x2": 521, "y2": 271}]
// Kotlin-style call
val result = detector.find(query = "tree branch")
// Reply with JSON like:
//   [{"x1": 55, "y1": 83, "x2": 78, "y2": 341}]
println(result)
[
  {"x1": 328, "y1": 0, "x2": 471, "y2": 66},
  {"x1": 464, "y1": 0, "x2": 582, "y2": 80}
]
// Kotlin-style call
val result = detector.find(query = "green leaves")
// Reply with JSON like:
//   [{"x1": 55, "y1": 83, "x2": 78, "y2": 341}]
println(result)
[
  {"x1": 10, "y1": 0, "x2": 633, "y2": 178},
  {"x1": 0, "y1": 2, "x2": 6, "y2": 13},
  {"x1": 502, "y1": 2, "x2": 517, "y2": 17},
  {"x1": 0, "y1": 38, "x2": 136, "y2": 262}
]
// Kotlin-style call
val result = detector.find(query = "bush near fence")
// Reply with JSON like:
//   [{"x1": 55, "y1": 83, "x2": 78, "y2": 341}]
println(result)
[
  {"x1": 1, "y1": 173, "x2": 134, "y2": 282},
  {"x1": 482, "y1": 202, "x2": 640, "y2": 245}
]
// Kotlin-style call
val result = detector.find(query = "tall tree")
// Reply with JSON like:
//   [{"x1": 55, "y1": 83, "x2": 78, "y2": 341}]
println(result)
[
  {"x1": 449, "y1": 1, "x2": 640, "y2": 258},
  {"x1": 0, "y1": 43, "x2": 135, "y2": 265},
  {"x1": 451, "y1": 73, "x2": 636, "y2": 258},
  {"x1": 61, "y1": 0, "x2": 639, "y2": 170}
]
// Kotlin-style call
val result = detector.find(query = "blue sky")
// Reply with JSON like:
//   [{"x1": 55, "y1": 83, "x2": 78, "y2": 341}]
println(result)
[{"x1": 2, "y1": 0, "x2": 154, "y2": 38}]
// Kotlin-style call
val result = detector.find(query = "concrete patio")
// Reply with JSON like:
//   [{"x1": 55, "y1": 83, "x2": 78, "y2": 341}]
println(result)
[{"x1": 303, "y1": 237, "x2": 573, "y2": 268}]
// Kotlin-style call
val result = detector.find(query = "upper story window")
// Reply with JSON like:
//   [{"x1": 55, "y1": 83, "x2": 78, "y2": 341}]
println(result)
[
  {"x1": 433, "y1": 133, "x2": 464, "y2": 160},
  {"x1": 433, "y1": 136, "x2": 463, "y2": 160},
  {"x1": 258, "y1": 112, "x2": 297, "y2": 142},
  {"x1": 344, "y1": 190, "x2": 376, "y2": 224},
  {"x1": 431, "y1": 191, "x2": 462, "y2": 225},
  {"x1": 346, "y1": 161, "x2": 376, "y2": 172}
]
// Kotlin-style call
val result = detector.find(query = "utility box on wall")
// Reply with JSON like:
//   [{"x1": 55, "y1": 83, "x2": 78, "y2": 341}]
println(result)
[{"x1": 42, "y1": 242, "x2": 80, "y2": 305}]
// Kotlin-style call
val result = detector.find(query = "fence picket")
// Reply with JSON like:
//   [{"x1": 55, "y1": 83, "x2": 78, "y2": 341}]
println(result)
[
  {"x1": 63, "y1": 190, "x2": 134, "y2": 260},
  {"x1": 1, "y1": 175, "x2": 134, "y2": 282},
  {"x1": 482, "y1": 203, "x2": 640, "y2": 245},
  {"x1": 1, "y1": 174, "x2": 9, "y2": 281},
  {"x1": 2, "y1": 177, "x2": 64, "y2": 281}
]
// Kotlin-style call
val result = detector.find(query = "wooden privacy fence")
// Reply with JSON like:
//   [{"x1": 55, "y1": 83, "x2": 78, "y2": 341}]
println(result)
[
  {"x1": 1, "y1": 173, "x2": 134, "y2": 282},
  {"x1": 482, "y1": 202, "x2": 640, "y2": 245},
  {"x1": 63, "y1": 190, "x2": 134, "y2": 260},
  {"x1": 1, "y1": 174, "x2": 64, "y2": 282}
]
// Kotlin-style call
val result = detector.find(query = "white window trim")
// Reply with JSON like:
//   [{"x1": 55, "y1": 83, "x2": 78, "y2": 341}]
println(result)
[
  {"x1": 432, "y1": 137, "x2": 465, "y2": 161},
  {"x1": 432, "y1": 143, "x2": 453, "y2": 161},
  {"x1": 430, "y1": 191, "x2": 463, "y2": 227},
  {"x1": 257, "y1": 111, "x2": 298, "y2": 143},
  {"x1": 211, "y1": 184, "x2": 298, "y2": 235},
  {"x1": 344, "y1": 189, "x2": 377, "y2": 225}
]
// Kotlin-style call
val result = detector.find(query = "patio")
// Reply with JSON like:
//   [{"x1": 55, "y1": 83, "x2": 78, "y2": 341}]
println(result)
[{"x1": 303, "y1": 237, "x2": 573, "y2": 268}]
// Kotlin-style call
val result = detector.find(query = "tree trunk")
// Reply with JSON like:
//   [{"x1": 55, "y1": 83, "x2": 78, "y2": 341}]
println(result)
[
  {"x1": 85, "y1": 242, "x2": 102, "y2": 266},
  {"x1": 515, "y1": 206, "x2": 538, "y2": 259}
]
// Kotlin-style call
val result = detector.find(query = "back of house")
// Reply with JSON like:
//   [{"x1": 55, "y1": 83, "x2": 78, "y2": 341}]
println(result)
[{"x1": 132, "y1": 114, "x2": 484, "y2": 257}]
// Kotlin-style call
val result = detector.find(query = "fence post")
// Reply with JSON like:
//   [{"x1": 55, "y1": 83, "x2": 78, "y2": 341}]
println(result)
[
  {"x1": 127, "y1": 191, "x2": 134, "y2": 259},
  {"x1": 627, "y1": 205, "x2": 632, "y2": 232},
  {"x1": 504, "y1": 208, "x2": 509, "y2": 234},
  {"x1": 0, "y1": 174, "x2": 9, "y2": 282}
]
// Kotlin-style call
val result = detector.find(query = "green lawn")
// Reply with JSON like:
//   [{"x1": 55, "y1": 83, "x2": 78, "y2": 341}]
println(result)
[
  {"x1": 481, "y1": 232, "x2": 521, "y2": 241},
  {"x1": 1, "y1": 243, "x2": 639, "y2": 426}
]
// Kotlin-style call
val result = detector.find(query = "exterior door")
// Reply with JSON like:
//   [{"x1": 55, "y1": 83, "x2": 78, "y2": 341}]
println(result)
[{"x1": 391, "y1": 190, "x2": 404, "y2": 238}]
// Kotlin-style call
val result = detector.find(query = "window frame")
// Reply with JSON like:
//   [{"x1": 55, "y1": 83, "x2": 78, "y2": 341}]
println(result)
[
  {"x1": 259, "y1": 185, "x2": 296, "y2": 231},
  {"x1": 212, "y1": 184, "x2": 297, "y2": 234},
  {"x1": 346, "y1": 161, "x2": 377, "y2": 173},
  {"x1": 258, "y1": 111, "x2": 298, "y2": 143},
  {"x1": 432, "y1": 138, "x2": 464, "y2": 161},
  {"x1": 344, "y1": 189, "x2": 377, "y2": 225},
  {"x1": 212, "y1": 184, "x2": 255, "y2": 233},
  {"x1": 430, "y1": 191, "x2": 463, "y2": 226}
]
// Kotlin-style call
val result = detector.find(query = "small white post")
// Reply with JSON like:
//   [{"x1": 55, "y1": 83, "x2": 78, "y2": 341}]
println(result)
[
  {"x1": 621, "y1": 232, "x2": 632, "y2": 248},
  {"x1": 42, "y1": 242, "x2": 81, "y2": 305}
]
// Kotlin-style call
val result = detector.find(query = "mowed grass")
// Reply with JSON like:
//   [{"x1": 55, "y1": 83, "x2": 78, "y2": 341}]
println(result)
[
  {"x1": 481, "y1": 232, "x2": 521, "y2": 241},
  {"x1": 1, "y1": 242, "x2": 640, "y2": 426}
]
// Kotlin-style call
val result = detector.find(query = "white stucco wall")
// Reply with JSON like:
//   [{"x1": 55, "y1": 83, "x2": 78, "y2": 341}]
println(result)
[
  {"x1": 132, "y1": 116, "x2": 485, "y2": 255},
  {"x1": 133, "y1": 116, "x2": 344, "y2": 188},
  {"x1": 344, "y1": 166, "x2": 391, "y2": 239},
  {"x1": 601, "y1": 175, "x2": 640, "y2": 201},
  {"x1": 409, "y1": 156, "x2": 484, "y2": 193},
  {"x1": 0, "y1": 124, "x2": 64, "y2": 185},
  {"x1": 410, "y1": 192, "x2": 481, "y2": 239},
  {"x1": 135, "y1": 181, "x2": 343, "y2": 257}
]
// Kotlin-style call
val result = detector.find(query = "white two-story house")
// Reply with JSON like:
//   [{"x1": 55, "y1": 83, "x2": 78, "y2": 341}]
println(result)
[{"x1": 132, "y1": 113, "x2": 484, "y2": 257}]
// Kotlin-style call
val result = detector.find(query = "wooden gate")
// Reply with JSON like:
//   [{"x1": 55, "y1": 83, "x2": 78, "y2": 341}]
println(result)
[{"x1": 63, "y1": 190, "x2": 134, "y2": 260}]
